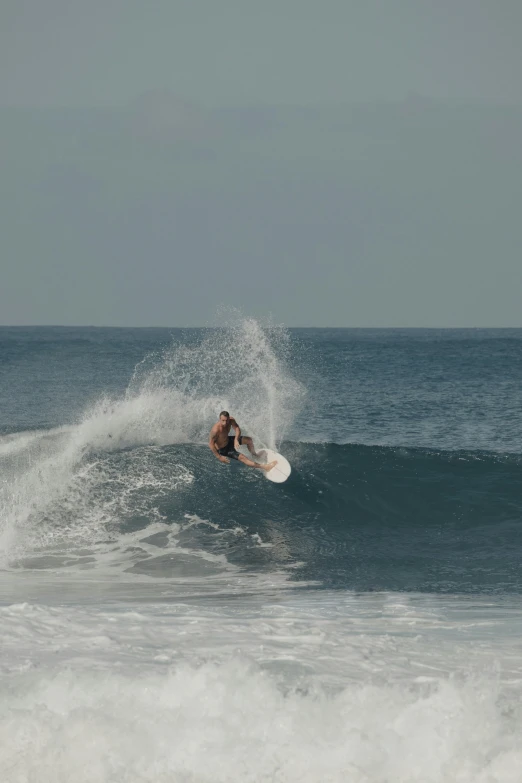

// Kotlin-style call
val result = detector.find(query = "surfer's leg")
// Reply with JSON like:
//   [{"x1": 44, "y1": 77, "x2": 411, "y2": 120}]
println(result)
[
  {"x1": 238, "y1": 454, "x2": 276, "y2": 472},
  {"x1": 240, "y1": 436, "x2": 257, "y2": 457}
]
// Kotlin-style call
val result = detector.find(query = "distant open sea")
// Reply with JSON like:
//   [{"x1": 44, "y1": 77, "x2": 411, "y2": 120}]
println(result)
[{"x1": 1, "y1": 322, "x2": 521, "y2": 782}]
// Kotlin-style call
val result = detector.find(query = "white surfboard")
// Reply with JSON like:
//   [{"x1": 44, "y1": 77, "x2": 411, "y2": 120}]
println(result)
[{"x1": 255, "y1": 448, "x2": 291, "y2": 483}]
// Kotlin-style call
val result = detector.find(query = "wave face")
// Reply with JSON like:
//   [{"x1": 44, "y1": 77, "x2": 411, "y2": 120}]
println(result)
[{"x1": 2, "y1": 435, "x2": 521, "y2": 595}]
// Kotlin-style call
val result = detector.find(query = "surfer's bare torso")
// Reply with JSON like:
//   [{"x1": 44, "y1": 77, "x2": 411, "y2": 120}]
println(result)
[{"x1": 211, "y1": 416, "x2": 240, "y2": 451}]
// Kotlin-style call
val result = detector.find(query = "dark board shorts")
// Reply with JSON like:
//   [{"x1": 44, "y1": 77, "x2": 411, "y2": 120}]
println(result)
[{"x1": 218, "y1": 435, "x2": 243, "y2": 460}]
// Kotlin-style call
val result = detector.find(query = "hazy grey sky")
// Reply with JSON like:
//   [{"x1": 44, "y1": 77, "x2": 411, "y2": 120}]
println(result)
[
  {"x1": 1, "y1": 1, "x2": 522, "y2": 326},
  {"x1": 2, "y1": 0, "x2": 522, "y2": 107}
]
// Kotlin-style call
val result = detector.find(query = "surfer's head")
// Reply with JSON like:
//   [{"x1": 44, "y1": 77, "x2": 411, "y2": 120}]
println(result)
[{"x1": 219, "y1": 410, "x2": 230, "y2": 424}]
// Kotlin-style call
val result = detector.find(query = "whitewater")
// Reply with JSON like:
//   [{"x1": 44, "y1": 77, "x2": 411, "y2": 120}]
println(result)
[{"x1": 1, "y1": 320, "x2": 522, "y2": 782}]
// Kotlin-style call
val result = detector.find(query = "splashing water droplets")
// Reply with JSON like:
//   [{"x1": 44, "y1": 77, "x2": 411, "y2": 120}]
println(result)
[{"x1": 129, "y1": 314, "x2": 305, "y2": 449}]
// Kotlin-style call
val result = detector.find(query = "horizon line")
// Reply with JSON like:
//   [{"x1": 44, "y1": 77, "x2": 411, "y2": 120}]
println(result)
[{"x1": 1, "y1": 324, "x2": 522, "y2": 331}]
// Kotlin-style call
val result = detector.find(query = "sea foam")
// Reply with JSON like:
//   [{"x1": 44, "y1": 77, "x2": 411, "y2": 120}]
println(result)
[{"x1": 2, "y1": 595, "x2": 521, "y2": 783}]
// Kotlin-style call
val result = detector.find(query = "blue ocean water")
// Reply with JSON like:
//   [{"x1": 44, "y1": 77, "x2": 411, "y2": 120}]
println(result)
[{"x1": 1, "y1": 322, "x2": 522, "y2": 781}]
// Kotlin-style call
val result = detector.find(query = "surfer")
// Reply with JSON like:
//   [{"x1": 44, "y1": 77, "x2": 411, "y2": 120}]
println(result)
[{"x1": 209, "y1": 411, "x2": 277, "y2": 472}]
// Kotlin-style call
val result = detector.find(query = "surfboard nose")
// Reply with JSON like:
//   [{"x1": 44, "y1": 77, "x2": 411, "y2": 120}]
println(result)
[{"x1": 256, "y1": 449, "x2": 291, "y2": 483}]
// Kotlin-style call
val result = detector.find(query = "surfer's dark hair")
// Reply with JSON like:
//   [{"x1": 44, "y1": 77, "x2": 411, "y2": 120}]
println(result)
[{"x1": 219, "y1": 410, "x2": 230, "y2": 418}]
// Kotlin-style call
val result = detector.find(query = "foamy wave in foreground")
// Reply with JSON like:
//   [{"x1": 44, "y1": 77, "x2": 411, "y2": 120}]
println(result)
[
  {"x1": 2, "y1": 594, "x2": 522, "y2": 783},
  {"x1": 4, "y1": 665, "x2": 520, "y2": 783}
]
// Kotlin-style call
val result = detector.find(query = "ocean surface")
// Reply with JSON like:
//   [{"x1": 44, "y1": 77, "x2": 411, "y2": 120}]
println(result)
[{"x1": 1, "y1": 321, "x2": 522, "y2": 782}]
